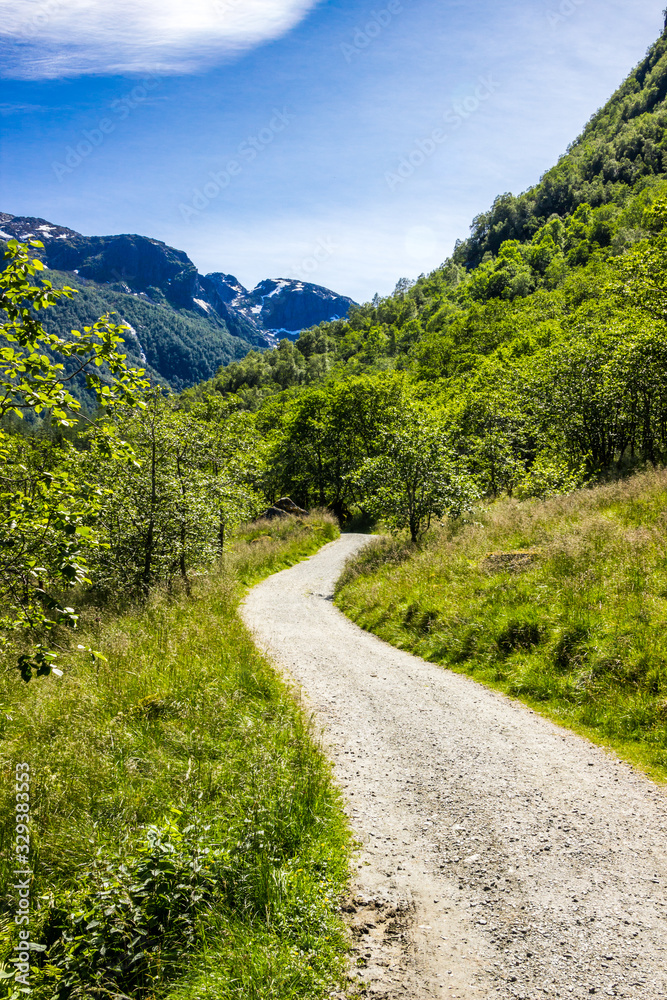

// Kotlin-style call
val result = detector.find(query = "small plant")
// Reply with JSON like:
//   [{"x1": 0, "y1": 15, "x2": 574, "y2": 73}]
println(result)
[{"x1": 39, "y1": 816, "x2": 217, "y2": 997}]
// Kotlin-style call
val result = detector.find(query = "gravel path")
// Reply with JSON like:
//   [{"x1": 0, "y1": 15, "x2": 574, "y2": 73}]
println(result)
[{"x1": 241, "y1": 534, "x2": 667, "y2": 1000}]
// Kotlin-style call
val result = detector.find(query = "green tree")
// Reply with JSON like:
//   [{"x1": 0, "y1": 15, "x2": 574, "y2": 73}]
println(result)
[
  {"x1": 0, "y1": 240, "x2": 147, "y2": 677},
  {"x1": 447, "y1": 363, "x2": 529, "y2": 497},
  {"x1": 354, "y1": 405, "x2": 478, "y2": 542},
  {"x1": 263, "y1": 374, "x2": 409, "y2": 517},
  {"x1": 188, "y1": 393, "x2": 266, "y2": 550},
  {"x1": 88, "y1": 391, "x2": 264, "y2": 599}
]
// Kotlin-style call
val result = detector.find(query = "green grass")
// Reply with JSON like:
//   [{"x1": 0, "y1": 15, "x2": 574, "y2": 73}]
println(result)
[
  {"x1": 335, "y1": 469, "x2": 667, "y2": 783},
  {"x1": 0, "y1": 512, "x2": 351, "y2": 1000},
  {"x1": 233, "y1": 510, "x2": 340, "y2": 587}
]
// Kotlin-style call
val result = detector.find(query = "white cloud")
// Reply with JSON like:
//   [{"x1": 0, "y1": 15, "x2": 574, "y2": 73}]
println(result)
[{"x1": 0, "y1": 0, "x2": 320, "y2": 78}]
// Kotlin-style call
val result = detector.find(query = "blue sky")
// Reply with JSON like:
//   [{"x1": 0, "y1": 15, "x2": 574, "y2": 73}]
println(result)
[{"x1": 0, "y1": 0, "x2": 664, "y2": 302}]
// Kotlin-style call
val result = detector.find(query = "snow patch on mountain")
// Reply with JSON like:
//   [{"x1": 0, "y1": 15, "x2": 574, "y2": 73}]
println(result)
[{"x1": 121, "y1": 321, "x2": 147, "y2": 364}]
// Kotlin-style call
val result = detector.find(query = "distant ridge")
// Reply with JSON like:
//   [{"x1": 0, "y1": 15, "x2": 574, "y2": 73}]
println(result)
[{"x1": 0, "y1": 212, "x2": 356, "y2": 388}]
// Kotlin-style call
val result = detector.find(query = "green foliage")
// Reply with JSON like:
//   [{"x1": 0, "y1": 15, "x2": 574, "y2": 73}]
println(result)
[
  {"x1": 85, "y1": 391, "x2": 265, "y2": 601},
  {"x1": 260, "y1": 373, "x2": 409, "y2": 517},
  {"x1": 0, "y1": 515, "x2": 348, "y2": 1000},
  {"x1": 353, "y1": 403, "x2": 479, "y2": 542},
  {"x1": 0, "y1": 241, "x2": 147, "y2": 670},
  {"x1": 201, "y1": 186, "x2": 667, "y2": 523},
  {"x1": 0, "y1": 243, "x2": 146, "y2": 423},
  {"x1": 0, "y1": 435, "x2": 103, "y2": 667},
  {"x1": 515, "y1": 452, "x2": 586, "y2": 500},
  {"x1": 614, "y1": 195, "x2": 667, "y2": 318}
]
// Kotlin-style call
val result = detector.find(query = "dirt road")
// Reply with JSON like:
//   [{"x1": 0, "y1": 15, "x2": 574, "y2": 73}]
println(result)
[{"x1": 241, "y1": 534, "x2": 667, "y2": 1000}]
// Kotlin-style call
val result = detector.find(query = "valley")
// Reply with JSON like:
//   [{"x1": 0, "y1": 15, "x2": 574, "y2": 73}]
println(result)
[{"x1": 3, "y1": 14, "x2": 667, "y2": 1000}]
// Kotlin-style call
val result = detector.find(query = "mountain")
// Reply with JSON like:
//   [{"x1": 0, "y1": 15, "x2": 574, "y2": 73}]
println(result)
[
  {"x1": 205, "y1": 25, "x2": 667, "y2": 415},
  {"x1": 0, "y1": 213, "x2": 356, "y2": 389},
  {"x1": 202, "y1": 273, "x2": 356, "y2": 341}
]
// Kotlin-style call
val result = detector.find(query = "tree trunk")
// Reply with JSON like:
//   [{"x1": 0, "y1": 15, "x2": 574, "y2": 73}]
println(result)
[
  {"x1": 142, "y1": 435, "x2": 157, "y2": 596},
  {"x1": 176, "y1": 452, "x2": 190, "y2": 594}
]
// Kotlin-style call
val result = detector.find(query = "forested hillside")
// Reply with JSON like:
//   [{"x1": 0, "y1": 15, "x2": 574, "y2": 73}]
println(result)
[
  {"x1": 197, "y1": 26, "x2": 667, "y2": 520},
  {"x1": 0, "y1": 213, "x2": 356, "y2": 391},
  {"x1": 4, "y1": 22, "x2": 667, "y2": 999},
  {"x1": 40, "y1": 270, "x2": 258, "y2": 392},
  {"x1": 459, "y1": 25, "x2": 667, "y2": 266}
]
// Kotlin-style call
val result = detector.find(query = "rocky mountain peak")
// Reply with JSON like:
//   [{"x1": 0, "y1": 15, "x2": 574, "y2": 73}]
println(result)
[{"x1": 1, "y1": 212, "x2": 356, "y2": 348}]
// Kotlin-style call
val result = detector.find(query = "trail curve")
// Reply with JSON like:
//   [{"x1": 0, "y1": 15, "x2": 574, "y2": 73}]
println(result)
[{"x1": 241, "y1": 534, "x2": 667, "y2": 1000}]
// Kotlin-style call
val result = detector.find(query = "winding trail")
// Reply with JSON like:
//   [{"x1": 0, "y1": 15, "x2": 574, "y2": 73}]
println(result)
[{"x1": 241, "y1": 534, "x2": 667, "y2": 1000}]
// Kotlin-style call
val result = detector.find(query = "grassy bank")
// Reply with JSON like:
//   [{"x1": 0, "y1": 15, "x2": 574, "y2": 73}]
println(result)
[
  {"x1": 0, "y1": 512, "x2": 351, "y2": 1000},
  {"x1": 336, "y1": 470, "x2": 667, "y2": 782}
]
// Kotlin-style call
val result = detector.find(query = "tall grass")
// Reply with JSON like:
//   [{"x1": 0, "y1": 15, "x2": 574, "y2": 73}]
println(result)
[
  {"x1": 0, "y1": 512, "x2": 350, "y2": 999},
  {"x1": 336, "y1": 469, "x2": 667, "y2": 782}
]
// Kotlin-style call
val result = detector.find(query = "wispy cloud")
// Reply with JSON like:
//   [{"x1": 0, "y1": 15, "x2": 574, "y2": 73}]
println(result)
[
  {"x1": 0, "y1": 0, "x2": 321, "y2": 79},
  {"x1": 0, "y1": 102, "x2": 51, "y2": 115}
]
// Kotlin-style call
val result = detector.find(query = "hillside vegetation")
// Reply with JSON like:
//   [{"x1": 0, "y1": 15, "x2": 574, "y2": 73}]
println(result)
[
  {"x1": 4, "y1": 22, "x2": 667, "y2": 999},
  {"x1": 336, "y1": 469, "x2": 667, "y2": 782},
  {"x1": 458, "y1": 28, "x2": 667, "y2": 267},
  {"x1": 196, "y1": 30, "x2": 667, "y2": 523},
  {"x1": 0, "y1": 514, "x2": 352, "y2": 1000},
  {"x1": 41, "y1": 271, "x2": 257, "y2": 393}
]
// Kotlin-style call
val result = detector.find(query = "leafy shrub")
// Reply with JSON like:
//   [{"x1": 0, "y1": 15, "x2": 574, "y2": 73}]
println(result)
[
  {"x1": 39, "y1": 816, "x2": 216, "y2": 998},
  {"x1": 516, "y1": 454, "x2": 586, "y2": 500}
]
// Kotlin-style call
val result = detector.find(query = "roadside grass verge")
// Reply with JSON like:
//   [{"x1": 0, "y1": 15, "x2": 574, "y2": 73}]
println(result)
[
  {"x1": 233, "y1": 510, "x2": 339, "y2": 587},
  {"x1": 335, "y1": 469, "x2": 667, "y2": 783},
  {"x1": 0, "y1": 512, "x2": 350, "y2": 1000}
]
